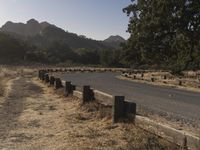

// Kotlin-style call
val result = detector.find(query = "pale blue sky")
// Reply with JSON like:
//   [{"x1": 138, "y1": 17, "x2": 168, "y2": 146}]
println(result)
[{"x1": 0, "y1": 0, "x2": 131, "y2": 40}]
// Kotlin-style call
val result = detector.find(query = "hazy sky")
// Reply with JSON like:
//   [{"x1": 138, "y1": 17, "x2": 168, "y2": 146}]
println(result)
[{"x1": 0, "y1": 0, "x2": 131, "y2": 40}]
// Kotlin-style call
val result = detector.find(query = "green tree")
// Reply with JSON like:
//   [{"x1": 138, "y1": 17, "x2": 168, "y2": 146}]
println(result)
[
  {"x1": 76, "y1": 48, "x2": 100, "y2": 64},
  {"x1": 45, "y1": 41, "x2": 77, "y2": 63},
  {"x1": 174, "y1": 0, "x2": 200, "y2": 70},
  {"x1": 100, "y1": 49, "x2": 123, "y2": 67},
  {"x1": 123, "y1": 0, "x2": 200, "y2": 72},
  {"x1": 0, "y1": 33, "x2": 27, "y2": 63}
]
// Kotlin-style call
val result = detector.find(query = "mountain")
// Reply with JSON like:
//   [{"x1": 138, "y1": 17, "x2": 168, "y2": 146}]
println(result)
[
  {"x1": 1, "y1": 19, "x2": 52, "y2": 37},
  {"x1": 104, "y1": 35, "x2": 126, "y2": 43},
  {"x1": 0, "y1": 32, "x2": 29, "y2": 63},
  {"x1": 27, "y1": 25, "x2": 110, "y2": 50},
  {"x1": 0, "y1": 20, "x2": 125, "y2": 66},
  {"x1": 0, "y1": 19, "x2": 115, "y2": 50},
  {"x1": 103, "y1": 35, "x2": 126, "y2": 49}
]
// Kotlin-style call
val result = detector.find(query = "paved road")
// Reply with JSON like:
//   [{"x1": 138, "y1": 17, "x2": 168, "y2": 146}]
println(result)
[{"x1": 59, "y1": 72, "x2": 200, "y2": 126}]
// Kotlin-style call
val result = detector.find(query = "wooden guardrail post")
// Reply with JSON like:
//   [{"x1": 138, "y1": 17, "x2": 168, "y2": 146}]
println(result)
[
  {"x1": 82, "y1": 86, "x2": 93, "y2": 103},
  {"x1": 71, "y1": 84, "x2": 76, "y2": 91},
  {"x1": 112, "y1": 96, "x2": 136, "y2": 123},
  {"x1": 141, "y1": 73, "x2": 144, "y2": 78},
  {"x1": 49, "y1": 76, "x2": 55, "y2": 86},
  {"x1": 124, "y1": 101, "x2": 136, "y2": 122},
  {"x1": 54, "y1": 78, "x2": 62, "y2": 89},
  {"x1": 39, "y1": 70, "x2": 46, "y2": 81},
  {"x1": 151, "y1": 77, "x2": 155, "y2": 82},
  {"x1": 38, "y1": 70, "x2": 42, "y2": 79},
  {"x1": 112, "y1": 96, "x2": 125, "y2": 123},
  {"x1": 179, "y1": 80, "x2": 182, "y2": 86},
  {"x1": 42, "y1": 72, "x2": 46, "y2": 81},
  {"x1": 44, "y1": 74, "x2": 50, "y2": 83},
  {"x1": 64, "y1": 81, "x2": 73, "y2": 96}
]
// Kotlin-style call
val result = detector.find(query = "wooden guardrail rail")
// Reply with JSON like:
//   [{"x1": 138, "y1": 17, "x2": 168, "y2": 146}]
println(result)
[
  {"x1": 39, "y1": 69, "x2": 136, "y2": 123},
  {"x1": 122, "y1": 72, "x2": 200, "y2": 89},
  {"x1": 38, "y1": 69, "x2": 200, "y2": 150}
]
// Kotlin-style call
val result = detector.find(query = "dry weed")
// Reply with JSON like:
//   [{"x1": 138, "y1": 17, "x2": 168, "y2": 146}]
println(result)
[
  {"x1": 0, "y1": 79, "x2": 4, "y2": 96},
  {"x1": 69, "y1": 100, "x2": 181, "y2": 150},
  {"x1": 0, "y1": 67, "x2": 183, "y2": 150},
  {"x1": 118, "y1": 124, "x2": 180, "y2": 150}
]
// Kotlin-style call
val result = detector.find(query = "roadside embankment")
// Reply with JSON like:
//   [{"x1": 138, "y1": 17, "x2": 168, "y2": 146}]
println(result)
[
  {"x1": 0, "y1": 67, "x2": 181, "y2": 150},
  {"x1": 39, "y1": 68, "x2": 200, "y2": 150}
]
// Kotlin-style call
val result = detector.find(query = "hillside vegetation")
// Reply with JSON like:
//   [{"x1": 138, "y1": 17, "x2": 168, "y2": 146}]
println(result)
[
  {"x1": 0, "y1": 67, "x2": 180, "y2": 150},
  {"x1": 1, "y1": 0, "x2": 200, "y2": 73},
  {"x1": 0, "y1": 19, "x2": 125, "y2": 66},
  {"x1": 122, "y1": 0, "x2": 200, "y2": 73}
]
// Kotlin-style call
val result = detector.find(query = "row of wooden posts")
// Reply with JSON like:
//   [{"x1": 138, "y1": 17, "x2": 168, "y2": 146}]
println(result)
[
  {"x1": 45, "y1": 68, "x2": 128, "y2": 73},
  {"x1": 38, "y1": 70, "x2": 137, "y2": 123},
  {"x1": 38, "y1": 70, "x2": 200, "y2": 150},
  {"x1": 122, "y1": 73, "x2": 184, "y2": 86}
]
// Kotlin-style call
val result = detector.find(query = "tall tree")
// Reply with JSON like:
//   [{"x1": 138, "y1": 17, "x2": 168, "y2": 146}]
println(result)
[
  {"x1": 174, "y1": 0, "x2": 200, "y2": 70},
  {"x1": 123, "y1": 0, "x2": 200, "y2": 71},
  {"x1": 45, "y1": 41, "x2": 77, "y2": 63},
  {"x1": 0, "y1": 33, "x2": 27, "y2": 63}
]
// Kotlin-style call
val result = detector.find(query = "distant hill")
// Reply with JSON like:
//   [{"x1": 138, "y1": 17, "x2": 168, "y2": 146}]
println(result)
[
  {"x1": 103, "y1": 35, "x2": 126, "y2": 49},
  {"x1": 0, "y1": 19, "x2": 115, "y2": 50},
  {"x1": 0, "y1": 19, "x2": 126, "y2": 65},
  {"x1": 1, "y1": 19, "x2": 51, "y2": 37},
  {"x1": 0, "y1": 32, "x2": 29, "y2": 63},
  {"x1": 27, "y1": 25, "x2": 111, "y2": 50}
]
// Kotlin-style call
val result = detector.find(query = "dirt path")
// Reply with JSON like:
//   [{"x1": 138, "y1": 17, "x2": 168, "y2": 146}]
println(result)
[
  {"x1": 0, "y1": 74, "x2": 180, "y2": 150},
  {"x1": 0, "y1": 76, "x2": 78, "y2": 150}
]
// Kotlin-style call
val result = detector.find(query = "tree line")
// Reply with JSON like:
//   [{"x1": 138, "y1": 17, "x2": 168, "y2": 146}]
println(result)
[
  {"x1": 122, "y1": 0, "x2": 200, "y2": 73},
  {"x1": 1, "y1": 0, "x2": 199, "y2": 72},
  {"x1": 0, "y1": 32, "x2": 123, "y2": 66}
]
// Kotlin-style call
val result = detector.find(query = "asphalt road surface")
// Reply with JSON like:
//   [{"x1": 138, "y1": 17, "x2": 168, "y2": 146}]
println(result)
[{"x1": 58, "y1": 72, "x2": 200, "y2": 126}]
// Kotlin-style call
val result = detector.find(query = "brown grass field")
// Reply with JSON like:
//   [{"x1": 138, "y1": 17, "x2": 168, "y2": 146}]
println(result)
[{"x1": 0, "y1": 67, "x2": 182, "y2": 150}]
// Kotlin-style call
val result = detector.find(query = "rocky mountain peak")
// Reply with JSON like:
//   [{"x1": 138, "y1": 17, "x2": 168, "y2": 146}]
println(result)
[
  {"x1": 103, "y1": 35, "x2": 126, "y2": 49},
  {"x1": 27, "y1": 19, "x2": 39, "y2": 24},
  {"x1": 104, "y1": 35, "x2": 126, "y2": 43},
  {"x1": 0, "y1": 19, "x2": 52, "y2": 37}
]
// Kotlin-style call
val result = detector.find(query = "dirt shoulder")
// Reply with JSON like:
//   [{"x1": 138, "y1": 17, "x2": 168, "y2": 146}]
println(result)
[{"x1": 0, "y1": 69, "x2": 180, "y2": 150}]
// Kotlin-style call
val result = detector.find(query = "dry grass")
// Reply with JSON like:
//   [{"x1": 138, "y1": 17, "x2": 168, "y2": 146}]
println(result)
[
  {"x1": 65, "y1": 102, "x2": 180, "y2": 150},
  {"x1": 0, "y1": 78, "x2": 5, "y2": 97},
  {"x1": 0, "y1": 66, "x2": 35, "y2": 97},
  {"x1": 0, "y1": 67, "x2": 181, "y2": 150},
  {"x1": 0, "y1": 68, "x2": 12, "y2": 97}
]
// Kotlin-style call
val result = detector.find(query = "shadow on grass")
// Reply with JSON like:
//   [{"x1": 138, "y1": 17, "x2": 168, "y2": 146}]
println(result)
[{"x1": 0, "y1": 77, "x2": 43, "y2": 139}]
